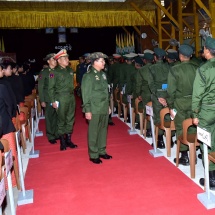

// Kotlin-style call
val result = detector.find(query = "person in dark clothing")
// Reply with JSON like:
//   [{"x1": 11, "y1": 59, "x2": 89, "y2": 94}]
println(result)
[
  {"x1": 20, "y1": 63, "x2": 36, "y2": 96},
  {"x1": 0, "y1": 63, "x2": 17, "y2": 117},
  {"x1": 6, "y1": 63, "x2": 25, "y2": 105}
]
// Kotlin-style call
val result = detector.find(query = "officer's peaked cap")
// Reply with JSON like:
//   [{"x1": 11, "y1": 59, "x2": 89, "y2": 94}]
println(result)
[
  {"x1": 178, "y1": 45, "x2": 193, "y2": 57},
  {"x1": 54, "y1": 49, "x2": 69, "y2": 60},
  {"x1": 154, "y1": 48, "x2": 166, "y2": 57},
  {"x1": 205, "y1": 36, "x2": 215, "y2": 50},
  {"x1": 43, "y1": 53, "x2": 55, "y2": 61},
  {"x1": 89, "y1": 52, "x2": 108, "y2": 60}
]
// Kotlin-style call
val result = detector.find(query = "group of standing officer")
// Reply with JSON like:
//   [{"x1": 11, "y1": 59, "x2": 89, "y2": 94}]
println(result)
[{"x1": 38, "y1": 50, "x2": 77, "y2": 151}]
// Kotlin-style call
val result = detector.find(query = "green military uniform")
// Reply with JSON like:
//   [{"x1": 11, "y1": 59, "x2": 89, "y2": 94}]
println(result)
[
  {"x1": 38, "y1": 67, "x2": 57, "y2": 141},
  {"x1": 192, "y1": 56, "x2": 215, "y2": 171},
  {"x1": 48, "y1": 65, "x2": 76, "y2": 137},
  {"x1": 192, "y1": 37, "x2": 215, "y2": 189},
  {"x1": 167, "y1": 46, "x2": 198, "y2": 152},
  {"x1": 81, "y1": 56, "x2": 109, "y2": 159},
  {"x1": 135, "y1": 53, "x2": 153, "y2": 131},
  {"x1": 148, "y1": 49, "x2": 170, "y2": 128}
]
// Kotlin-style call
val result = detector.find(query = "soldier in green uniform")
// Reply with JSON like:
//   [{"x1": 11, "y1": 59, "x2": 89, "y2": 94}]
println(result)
[
  {"x1": 165, "y1": 45, "x2": 198, "y2": 165},
  {"x1": 38, "y1": 53, "x2": 57, "y2": 144},
  {"x1": 166, "y1": 49, "x2": 179, "y2": 67},
  {"x1": 136, "y1": 52, "x2": 154, "y2": 136},
  {"x1": 192, "y1": 37, "x2": 215, "y2": 189},
  {"x1": 148, "y1": 48, "x2": 170, "y2": 148},
  {"x1": 108, "y1": 54, "x2": 122, "y2": 114},
  {"x1": 81, "y1": 52, "x2": 112, "y2": 164},
  {"x1": 48, "y1": 49, "x2": 77, "y2": 151}
]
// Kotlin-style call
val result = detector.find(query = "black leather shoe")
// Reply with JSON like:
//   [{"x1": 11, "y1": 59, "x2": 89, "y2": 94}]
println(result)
[
  {"x1": 173, "y1": 156, "x2": 189, "y2": 166},
  {"x1": 171, "y1": 140, "x2": 175, "y2": 148},
  {"x1": 198, "y1": 154, "x2": 202, "y2": 159},
  {"x1": 135, "y1": 123, "x2": 140, "y2": 130},
  {"x1": 90, "y1": 158, "x2": 102, "y2": 164},
  {"x1": 108, "y1": 122, "x2": 115, "y2": 126},
  {"x1": 157, "y1": 140, "x2": 165, "y2": 149},
  {"x1": 99, "y1": 154, "x2": 112, "y2": 159},
  {"x1": 146, "y1": 130, "x2": 152, "y2": 138},
  {"x1": 66, "y1": 142, "x2": 78, "y2": 148},
  {"x1": 49, "y1": 139, "x2": 57, "y2": 144},
  {"x1": 199, "y1": 171, "x2": 215, "y2": 190}
]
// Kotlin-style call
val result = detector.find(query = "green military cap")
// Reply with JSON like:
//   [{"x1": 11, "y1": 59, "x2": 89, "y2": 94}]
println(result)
[
  {"x1": 154, "y1": 48, "x2": 166, "y2": 57},
  {"x1": 143, "y1": 49, "x2": 154, "y2": 54},
  {"x1": 134, "y1": 56, "x2": 143, "y2": 65},
  {"x1": 178, "y1": 44, "x2": 193, "y2": 57},
  {"x1": 138, "y1": 53, "x2": 145, "y2": 58},
  {"x1": 205, "y1": 36, "x2": 215, "y2": 50},
  {"x1": 123, "y1": 53, "x2": 135, "y2": 60},
  {"x1": 88, "y1": 52, "x2": 108, "y2": 60},
  {"x1": 43, "y1": 53, "x2": 55, "y2": 61},
  {"x1": 144, "y1": 53, "x2": 154, "y2": 61},
  {"x1": 166, "y1": 49, "x2": 178, "y2": 60}
]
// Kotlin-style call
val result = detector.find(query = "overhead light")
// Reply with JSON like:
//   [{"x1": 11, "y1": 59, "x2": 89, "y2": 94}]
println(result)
[{"x1": 2, "y1": 0, "x2": 126, "y2": 2}]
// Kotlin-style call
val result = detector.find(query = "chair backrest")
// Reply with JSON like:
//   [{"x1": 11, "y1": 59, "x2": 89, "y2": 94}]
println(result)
[
  {"x1": 182, "y1": 118, "x2": 196, "y2": 144},
  {"x1": 135, "y1": 97, "x2": 142, "y2": 114},
  {"x1": 159, "y1": 107, "x2": 175, "y2": 130}
]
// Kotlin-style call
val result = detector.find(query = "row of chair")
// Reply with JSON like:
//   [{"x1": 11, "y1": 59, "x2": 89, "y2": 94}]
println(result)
[{"x1": 113, "y1": 89, "x2": 215, "y2": 180}]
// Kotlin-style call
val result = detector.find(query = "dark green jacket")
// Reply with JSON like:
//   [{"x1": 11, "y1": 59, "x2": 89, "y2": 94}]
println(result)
[
  {"x1": 48, "y1": 65, "x2": 74, "y2": 103},
  {"x1": 167, "y1": 61, "x2": 198, "y2": 109},
  {"x1": 38, "y1": 67, "x2": 54, "y2": 103},
  {"x1": 192, "y1": 58, "x2": 215, "y2": 118},
  {"x1": 81, "y1": 66, "x2": 109, "y2": 114}
]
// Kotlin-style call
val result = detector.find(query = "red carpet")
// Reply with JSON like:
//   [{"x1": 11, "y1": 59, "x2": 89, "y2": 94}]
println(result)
[{"x1": 17, "y1": 97, "x2": 215, "y2": 215}]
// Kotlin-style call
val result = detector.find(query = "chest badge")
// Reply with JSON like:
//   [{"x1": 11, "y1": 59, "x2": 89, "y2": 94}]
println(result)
[{"x1": 95, "y1": 75, "x2": 100, "y2": 80}]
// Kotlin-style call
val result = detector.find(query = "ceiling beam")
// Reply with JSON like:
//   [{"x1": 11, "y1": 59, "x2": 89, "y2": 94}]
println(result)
[{"x1": 130, "y1": 2, "x2": 158, "y2": 34}]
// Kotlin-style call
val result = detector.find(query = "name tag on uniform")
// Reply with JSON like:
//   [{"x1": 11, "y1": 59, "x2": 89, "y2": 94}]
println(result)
[{"x1": 162, "y1": 84, "x2": 168, "y2": 90}]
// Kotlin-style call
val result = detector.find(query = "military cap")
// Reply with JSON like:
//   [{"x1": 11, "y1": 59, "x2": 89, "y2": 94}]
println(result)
[
  {"x1": 123, "y1": 53, "x2": 135, "y2": 60},
  {"x1": 113, "y1": 54, "x2": 121, "y2": 58},
  {"x1": 138, "y1": 53, "x2": 145, "y2": 58},
  {"x1": 143, "y1": 49, "x2": 154, "y2": 54},
  {"x1": 154, "y1": 48, "x2": 166, "y2": 57},
  {"x1": 83, "y1": 53, "x2": 90, "y2": 57},
  {"x1": 88, "y1": 52, "x2": 108, "y2": 60},
  {"x1": 54, "y1": 49, "x2": 68, "y2": 60},
  {"x1": 205, "y1": 36, "x2": 215, "y2": 50},
  {"x1": 178, "y1": 44, "x2": 193, "y2": 57},
  {"x1": 144, "y1": 53, "x2": 154, "y2": 61},
  {"x1": 166, "y1": 49, "x2": 178, "y2": 60},
  {"x1": 43, "y1": 53, "x2": 55, "y2": 61},
  {"x1": 134, "y1": 56, "x2": 143, "y2": 65},
  {"x1": 129, "y1": 52, "x2": 138, "y2": 57}
]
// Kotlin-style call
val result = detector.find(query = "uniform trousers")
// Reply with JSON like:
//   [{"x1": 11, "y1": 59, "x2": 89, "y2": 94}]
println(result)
[
  {"x1": 45, "y1": 102, "x2": 57, "y2": 140},
  {"x1": 88, "y1": 114, "x2": 108, "y2": 159},
  {"x1": 56, "y1": 94, "x2": 75, "y2": 136},
  {"x1": 198, "y1": 105, "x2": 215, "y2": 171}
]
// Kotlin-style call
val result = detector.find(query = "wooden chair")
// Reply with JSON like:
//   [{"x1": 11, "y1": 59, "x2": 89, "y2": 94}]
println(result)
[
  {"x1": 176, "y1": 118, "x2": 199, "y2": 178},
  {"x1": 143, "y1": 101, "x2": 152, "y2": 139},
  {"x1": 0, "y1": 139, "x2": 20, "y2": 190},
  {"x1": 114, "y1": 88, "x2": 122, "y2": 118},
  {"x1": 119, "y1": 94, "x2": 128, "y2": 123},
  {"x1": 135, "y1": 98, "x2": 144, "y2": 135},
  {"x1": 209, "y1": 152, "x2": 215, "y2": 163},
  {"x1": 155, "y1": 108, "x2": 176, "y2": 157}
]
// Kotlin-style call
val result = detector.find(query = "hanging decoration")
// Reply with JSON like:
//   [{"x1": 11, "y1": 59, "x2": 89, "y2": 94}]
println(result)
[{"x1": 116, "y1": 32, "x2": 135, "y2": 55}]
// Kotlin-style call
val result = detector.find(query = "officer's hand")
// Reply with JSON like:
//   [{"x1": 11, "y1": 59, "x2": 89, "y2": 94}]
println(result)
[
  {"x1": 52, "y1": 102, "x2": 58, "y2": 109},
  {"x1": 85, "y1": 112, "x2": 92, "y2": 120},
  {"x1": 41, "y1": 102, "x2": 46, "y2": 108},
  {"x1": 193, "y1": 118, "x2": 199, "y2": 125}
]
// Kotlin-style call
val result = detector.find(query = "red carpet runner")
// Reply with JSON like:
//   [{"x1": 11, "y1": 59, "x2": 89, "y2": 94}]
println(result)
[{"x1": 17, "y1": 97, "x2": 215, "y2": 215}]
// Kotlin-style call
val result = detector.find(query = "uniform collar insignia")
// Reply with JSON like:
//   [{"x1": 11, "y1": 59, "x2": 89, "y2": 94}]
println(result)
[{"x1": 93, "y1": 70, "x2": 97, "y2": 73}]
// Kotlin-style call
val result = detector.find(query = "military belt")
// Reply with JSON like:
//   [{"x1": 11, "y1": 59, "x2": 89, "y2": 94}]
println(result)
[
  {"x1": 183, "y1": 95, "x2": 192, "y2": 98},
  {"x1": 56, "y1": 91, "x2": 74, "y2": 96},
  {"x1": 157, "y1": 89, "x2": 167, "y2": 92},
  {"x1": 202, "y1": 103, "x2": 215, "y2": 107}
]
